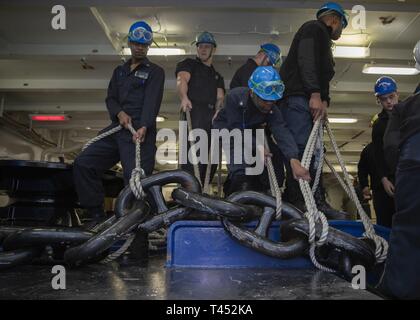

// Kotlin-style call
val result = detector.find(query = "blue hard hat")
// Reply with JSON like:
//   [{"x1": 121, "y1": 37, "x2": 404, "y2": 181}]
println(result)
[
  {"x1": 374, "y1": 76, "x2": 398, "y2": 96},
  {"x1": 196, "y1": 31, "x2": 217, "y2": 47},
  {"x1": 260, "y1": 43, "x2": 282, "y2": 66},
  {"x1": 317, "y1": 2, "x2": 348, "y2": 29},
  {"x1": 128, "y1": 21, "x2": 153, "y2": 45},
  {"x1": 248, "y1": 66, "x2": 285, "y2": 101}
]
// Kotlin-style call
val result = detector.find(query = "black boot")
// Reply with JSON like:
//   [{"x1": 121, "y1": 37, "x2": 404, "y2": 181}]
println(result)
[
  {"x1": 82, "y1": 206, "x2": 107, "y2": 231},
  {"x1": 313, "y1": 178, "x2": 352, "y2": 220}
]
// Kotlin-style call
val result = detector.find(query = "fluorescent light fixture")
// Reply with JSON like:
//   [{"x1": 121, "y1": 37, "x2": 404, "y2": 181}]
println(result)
[
  {"x1": 156, "y1": 116, "x2": 166, "y2": 122},
  {"x1": 30, "y1": 114, "x2": 69, "y2": 122},
  {"x1": 363, "y1": 63, "x2": 420, "y2": 75},
  {"x1": 123, "y1": 47, "x2": 185, "y2": 56},
  {"x1": 333, "y1": 46, "x2": 370, "y2": 58},
  {"x1": 328, "y1": 118, "x2": 358, "y2": 124}
]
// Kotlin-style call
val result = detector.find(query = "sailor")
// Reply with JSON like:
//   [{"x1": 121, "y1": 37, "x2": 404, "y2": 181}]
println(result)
[
  {"x1": 213, "y1": 66, "x2": 310, "y2": 195},
  {"x1": 230, "y1": 43, "x2": 285, "y2": 189},
  {"x1": 279, "y1": 2, "x2": 349, "y2": 218},
  {"x1": 379, "y1": 40, "x2": 420, "y2": 299},
  {"x1": 73, "y1": 21, "x2": 165, "y2": 227},
  {"x1": 371, "y1": 76, "x2": 399, "y2": 227},
  {"x1": 175, "y1": 31, "x2": 225, "y2": 186}
]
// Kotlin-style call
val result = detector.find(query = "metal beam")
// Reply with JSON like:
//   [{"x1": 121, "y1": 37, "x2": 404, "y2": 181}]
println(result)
[
  {"x1": 0, "y1": 44, "x2": 415, "y2": 62},
  {"x1": 2, "y1": 1, "x2": 420, "y2": 12}
]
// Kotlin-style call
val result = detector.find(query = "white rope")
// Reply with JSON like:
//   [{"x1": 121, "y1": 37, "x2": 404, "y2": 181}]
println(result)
[
  {"x1": 83, "y1": 123, "x2": 145, "y2": 198},
  {"x1": 299, "y1": 119, "x2": 334, "y2": 272},
  {"x1": 311, "y1": 124, "x2": 324, "y2": 194},
  {"x1": 128, "y1": 124, "x2": 146, "y2": 200},
  {"x1": 203, "y1": 130, "x2": 215, "y2": 194},
  {"x1": 185, "y1": 110, "x2": 202, "y2": 187},
  {"x1": 264, "y1": 134, "x2": 283, "y2": 220},
  {"x1": 324, "y1": 122, "x2": 388, "y2": 263},
  {"x1": 82, "y1": 125, "x2": 123, "y2": 152},
  {"x1": 82, "y1": 122, "x2": 146, "y2": 261}
]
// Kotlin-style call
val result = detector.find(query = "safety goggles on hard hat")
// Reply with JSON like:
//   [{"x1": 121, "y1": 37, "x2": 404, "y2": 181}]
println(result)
[
  {"x1": 128, "y1": 27, "x2": 153, "y2": 43},
  {"x1": 250, "y1": 79, "x2": 285, "y2": 97}
]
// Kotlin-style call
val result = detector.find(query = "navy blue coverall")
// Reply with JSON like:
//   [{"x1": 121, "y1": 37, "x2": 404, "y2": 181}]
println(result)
[
  {"x1": 229, "y1": 58, "x2": 286, "y2": 188},
  {"x1": 73, "y1": 58, "x2": 165, "y2": 210}
]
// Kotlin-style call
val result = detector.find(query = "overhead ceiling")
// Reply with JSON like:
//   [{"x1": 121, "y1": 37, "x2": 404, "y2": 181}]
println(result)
[{"x1": 0, "y1": 0, "x2": 419, "y2": 174}]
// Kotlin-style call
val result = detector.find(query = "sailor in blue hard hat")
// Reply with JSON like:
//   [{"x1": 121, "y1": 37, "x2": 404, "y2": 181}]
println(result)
[
  {"x1": 278, "y1": 2, "x2": 350, "y2": 219},
  {"x1": 370, "y1": 76, "x2": 399, "y2": 228},
  {"x1": 73, "y1": 20, "x2": 165, "y2": 229},
  {"x1": 175, "y1": 31, "x2": 225, "y2": 185},
  {"x1": 229, "y1": 43, "x2": 284, "y2": 191},
  {"x1": 213, "y1": 66, "x2": 310, "y2": 195}
]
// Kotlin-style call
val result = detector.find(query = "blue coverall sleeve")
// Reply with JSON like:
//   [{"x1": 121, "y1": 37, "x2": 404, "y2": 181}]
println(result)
[{"x1": 267, "y1": 106, "x2": 300, "y2": 161}]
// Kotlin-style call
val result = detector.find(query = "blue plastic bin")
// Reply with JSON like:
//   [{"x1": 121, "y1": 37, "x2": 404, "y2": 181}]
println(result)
[{"x1": 166, "y1": 220, "x2": 391, "y2": 269}]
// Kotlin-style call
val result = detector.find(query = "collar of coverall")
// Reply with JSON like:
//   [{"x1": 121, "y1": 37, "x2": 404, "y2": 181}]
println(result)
[{"x1": 124, "y1": 57, "x2": 151, "y2": 70}]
